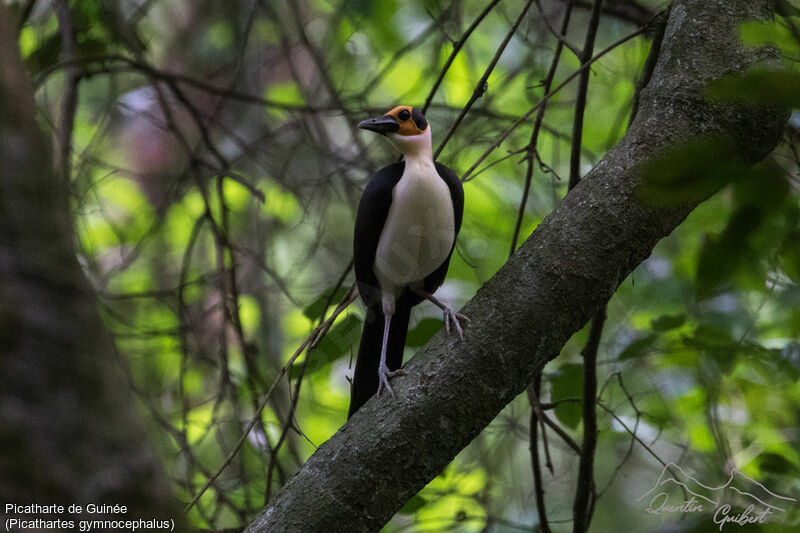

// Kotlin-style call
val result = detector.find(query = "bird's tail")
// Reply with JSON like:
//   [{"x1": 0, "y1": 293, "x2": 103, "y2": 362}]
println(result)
[{"x1": 348, "y1": 297, "x2": 412, "y2": 419}]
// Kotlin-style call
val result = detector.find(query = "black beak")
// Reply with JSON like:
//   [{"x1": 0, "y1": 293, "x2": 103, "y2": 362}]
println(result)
[{"x1": 357, "y1": 115, "x2": 399, "y2": 135}]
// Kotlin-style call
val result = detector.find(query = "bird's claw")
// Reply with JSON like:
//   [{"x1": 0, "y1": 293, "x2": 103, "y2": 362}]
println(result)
[
  {"x1": 377, "y1": 365, "x2": 405, "y2": 398},
  {"x1": 443, "y1": 308, "x2": 469, "y2": 340}
]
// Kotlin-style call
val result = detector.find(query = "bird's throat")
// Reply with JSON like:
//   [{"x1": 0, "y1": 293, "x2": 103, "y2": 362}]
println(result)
[{"x1": 389, "y1": 127, "x2": 433, "y2": 161}]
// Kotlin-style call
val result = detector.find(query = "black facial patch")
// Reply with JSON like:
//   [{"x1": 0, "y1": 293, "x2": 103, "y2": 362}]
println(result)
[{"x1": 411, "y1": 108, "x2": 427, "y2": 131}]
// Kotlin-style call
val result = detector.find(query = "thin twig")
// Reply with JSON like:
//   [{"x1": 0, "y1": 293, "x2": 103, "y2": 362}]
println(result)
[
  {"x1": 542, "y1": 410, "x2": 581, "y2": 454},
  {"x1": 568, "y1": 0, "x2": 604, "y2": 190},
  {"x1": 263, "y1": 260, "x2": 353, "y2": 504},
  {"x1": 434, "y1": 0, "x2": 535, "y2": 159},
  {"x1": 572, "y1": 307, "x2": 605, "y2": 533},
  {"x1": 285, "y1": 0, "x2": 367, "y2": 155},
  {"x1": 461, "y1": 11, "x2": 661, "y2": 182},
  {"x1": 535, "y1": 0, "x2": 582, "y2": 59},
  {"x1": 362, "y1": 21, "x2": 439, "y2": 99},
  {"x1": 596, "y1": 402, "x2": 669, "y2": 468},
  {"x1": 184, "y1": 284, "x2": 359, "y2": 513},
  {"x1": 554, "y1": 0, "x2": 655, "y2": 26},
  {"x1": 35, "y1": 53, "x2": 354, "y2": 115},
  {"x1": 527, "y1": 378, "x2": 552, "y2": 533},
  {"x1": 510, "y1": 2, "x2": 573, "y2": 254},
  {"x1": 421, "y1": 0, "x2": 503, "y2": 114},
  {"x1": 596, "y1": 373, "x2": 642, "y2": 499}
]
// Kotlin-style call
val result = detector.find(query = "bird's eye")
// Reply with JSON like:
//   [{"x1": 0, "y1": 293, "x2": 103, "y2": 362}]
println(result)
[{"x1": 398, "y1": 109, "x2": 411, "y2": 121}]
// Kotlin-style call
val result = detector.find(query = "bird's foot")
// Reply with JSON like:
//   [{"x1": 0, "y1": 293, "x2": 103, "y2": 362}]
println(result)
[
  {"x1": 443, "y1": 308, "x2": 470, "y2": 340},
  {"x1": 377, "y1": 364, "x2": 405, "y2": 398}
]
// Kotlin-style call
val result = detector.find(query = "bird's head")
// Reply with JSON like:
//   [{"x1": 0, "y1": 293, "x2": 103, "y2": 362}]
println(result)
[{"x1": 358, "y1": 105, "x2": 431, "y2": 158}]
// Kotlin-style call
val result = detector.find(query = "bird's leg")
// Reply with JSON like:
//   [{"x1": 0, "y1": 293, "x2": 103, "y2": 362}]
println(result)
[
  {"x1": 413, "y1": 288, "x2": 469, "y2": 340},
  {"x1": 377, "y1": 308, "x2": 404, "y2": 398}
]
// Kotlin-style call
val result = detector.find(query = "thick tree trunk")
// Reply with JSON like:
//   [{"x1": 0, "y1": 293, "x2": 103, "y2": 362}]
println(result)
[
  {"x1": 0, "y1": 7, "x2": 182, "y2": 525},
  {"x1": 247, "y1": 1, "x2": 786, "y2": 531}
]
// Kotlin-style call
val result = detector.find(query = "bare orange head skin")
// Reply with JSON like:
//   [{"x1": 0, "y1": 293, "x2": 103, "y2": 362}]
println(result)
[
  {"x1": 384, "y1": 105, "x2": 428, "y2": 136},
  {"x1": 357, "y1": 106, "x2": 431, "y2": 157}
]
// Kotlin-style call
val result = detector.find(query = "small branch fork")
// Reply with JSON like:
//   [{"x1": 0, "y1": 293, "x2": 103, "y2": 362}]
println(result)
[
  {"x1": 421, "y1": 0, "x2": 504, "y2": 115},
  {"x1": 461, "y1": 8, "x2": 665, "y2": 182},
  {"x1": 185, "y1": 281, "x2": 359, "y2": 513},
  {"x1": 434, "y1": 0, "x2": 536, "y2": 159}
]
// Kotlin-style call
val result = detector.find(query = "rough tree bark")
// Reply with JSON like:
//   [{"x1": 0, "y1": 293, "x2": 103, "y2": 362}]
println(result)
[
  {"x1": 0, "y1": 7, "x2": 183, "y2": 524},
  {"x1": 247, "y1": 0, "x2": 786, "y2": 531}
]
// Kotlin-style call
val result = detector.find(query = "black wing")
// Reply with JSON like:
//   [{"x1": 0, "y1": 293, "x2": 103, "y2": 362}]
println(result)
[
  {"x1": 423, "y1": 162, "x2": 464, "y2": 293},
  {"x1": 353, "y1": 161, "x2": 405, "y2": 309}
]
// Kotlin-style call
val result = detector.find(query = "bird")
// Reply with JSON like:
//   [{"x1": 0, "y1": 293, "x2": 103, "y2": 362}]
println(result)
[{"x1": 348, "y1": 105, "x2": 466, "y2": 419}]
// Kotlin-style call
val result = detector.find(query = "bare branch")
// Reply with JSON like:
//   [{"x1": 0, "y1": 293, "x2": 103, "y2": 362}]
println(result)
[
  {"x1": 185, "y1": 284, "x2": 359, "y2": 513},
  {"x1": 434, "y1": 0, "x2": 536, "y2": 159},
  {"x1": 421, "y1": 0, "x2": 503, "y2": 114}
]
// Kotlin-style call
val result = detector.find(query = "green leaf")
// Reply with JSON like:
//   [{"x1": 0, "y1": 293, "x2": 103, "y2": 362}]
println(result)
[
  {"x1": 638, "y1": 138, "x2": 759, "y2": 207},
  {"x1": 779, "y1": 232, "x2": 800, "y2": 282},
  {"x1": 706, "y1": 69, "x2": 800, "y2": 108},
  {"x1": 695, "y1": 233, "x2": 738, "y2": 299},
  {"x1": 406, "y1": 318, "x2": 443, "y2": 347},
  {"x1": 733, "y1": 167, "x2": 791, "y2": 209},
  {"x1": 695, "y1": 205, "x2": 764, "y2": 300},
  {"x1": 759, "y1": 452, "x2": 800, "y2": 476},
  {"x1": 303, "y1": 286, "x2": 348, "y2": 321},
  {"x1": 398, "y1": 494, "x2": 428, "y2": 515},
  {"x1": 618, "y1": 334, "x2": 658, "y2": 360},
  {"x1": 651, "y1": 314, "x2": 686, "y2": 332},
  {"x1": 682, "y1": 324, "x2": 759, "y2": 374},
  {"x1": 25, "y1": 33, "x2": 62, "y2": 72},
  {"x1": 550, "y1": 363, "x2": 583, "y2": 429},
  {"x1": 686, "y1": 324, "x2": 736, "y2": 348},
  {"x1": 341, "y1": 0, "x2": 401, "y2": 49}
]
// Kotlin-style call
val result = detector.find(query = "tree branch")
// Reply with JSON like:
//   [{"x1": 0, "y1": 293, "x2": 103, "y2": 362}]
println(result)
[
  {"x1": 572, "y1": 308, "x2": 606, "y2": 532},
  {"x1": 569, "y1": 0, "x2": 604, "y2": 189},
  {"x1": 421, "y1": 0, "x2": 503, "y2": 114},
  {"x1": 527, "y1": 377, "x2": 553, "y2": 533},
  {"x1": 246, "y1": 1, "x2": 786, "y2": 531}
]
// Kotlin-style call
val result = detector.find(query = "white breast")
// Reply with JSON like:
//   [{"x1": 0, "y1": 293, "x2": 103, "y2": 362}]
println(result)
[{"x1": 374, "y1": 159, "x2": 455, "y2": 294}]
